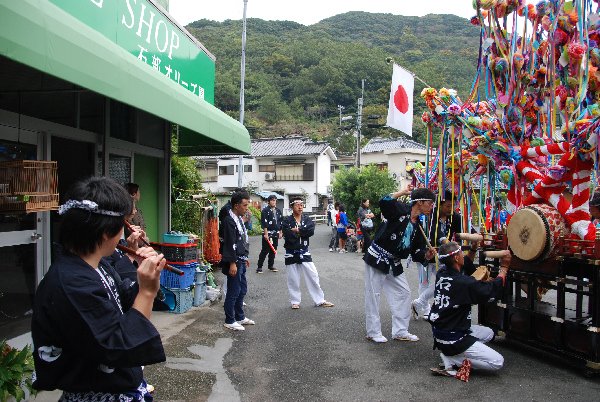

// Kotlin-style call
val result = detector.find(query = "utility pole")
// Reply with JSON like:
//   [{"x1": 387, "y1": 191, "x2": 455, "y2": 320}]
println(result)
[
  {"x1": 237, "y1": 0, "x2": 248, "y2": 189},
  {"x1": 356, "y1": 79, "x2": 364, "y2": 168},
  {"x1": 337, "y1": 105, "x2": 345, "y2": 125}
]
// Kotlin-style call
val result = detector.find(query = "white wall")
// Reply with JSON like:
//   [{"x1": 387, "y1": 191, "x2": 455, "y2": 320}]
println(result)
[
  {"x1": 361, "y1": 148, "x2": 429, "y2": 189},
  {"x1": 200, "y1": 152, "x2": 333, "y2": 214}
]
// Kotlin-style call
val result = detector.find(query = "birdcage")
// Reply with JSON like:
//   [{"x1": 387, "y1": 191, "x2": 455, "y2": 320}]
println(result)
[{"x1": 0, "y1": 160, "x2": 59, "y2": 213}]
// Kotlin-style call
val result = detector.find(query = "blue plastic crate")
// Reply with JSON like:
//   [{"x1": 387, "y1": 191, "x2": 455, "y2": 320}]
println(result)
[
  {"x1": 167, "y1": 286, "x2": 194, "y2": 314},
  {"x1": 160, "y1": 262, "x2": 197, "y2": 289},
  {"x1": 193, "y1": 283, "x2": 206, "y2": 307}
]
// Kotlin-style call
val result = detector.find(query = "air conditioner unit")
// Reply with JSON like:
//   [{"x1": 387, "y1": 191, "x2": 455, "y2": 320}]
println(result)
[{"x1": 265, "y1": 172, "x2": 275, "y2": 181}]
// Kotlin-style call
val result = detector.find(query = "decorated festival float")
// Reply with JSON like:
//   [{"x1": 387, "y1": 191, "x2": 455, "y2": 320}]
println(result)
[{"x1": 405, "y1": 0, "x2": 600, "y2": 376}]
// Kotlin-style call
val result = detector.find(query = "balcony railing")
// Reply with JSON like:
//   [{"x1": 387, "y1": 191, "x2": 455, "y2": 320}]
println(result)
[
  {"x1": 275, "y1": 175, "x2": 313, "y2": 181},
  {"x1": 202, "y1": 175, "x2": 218, "y2": 182}
]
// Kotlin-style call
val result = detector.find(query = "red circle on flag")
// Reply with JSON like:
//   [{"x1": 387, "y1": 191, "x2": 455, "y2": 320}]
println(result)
[{"x1": 394, "y1": 85, "x2": 409, "y2": 114}]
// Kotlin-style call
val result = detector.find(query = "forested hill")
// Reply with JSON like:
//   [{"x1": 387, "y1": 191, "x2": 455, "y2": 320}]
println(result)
[{"x1": 186, "y1": 12, "x2": 481, "y2": 150}]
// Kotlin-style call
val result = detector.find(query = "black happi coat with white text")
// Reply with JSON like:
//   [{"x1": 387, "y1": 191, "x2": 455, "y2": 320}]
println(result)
[
  {"x1": 218, "y1": 203, "x2": 249, "y2": 274},
  {"x1": 31, "y1": 250, "x2": 165, "y2": 393},
  {"x1": 363, "y1": 194, "x2": 429, "y2": 276},
  {"x1": 428, "y1": 256, "x2": 504, "y2": 355},
  {"x1": 281, "y1": 214, "x2": 314, "y2": 264},
  {"x1": 261, "y1": 206, "x2": 283, "y2": 232}
]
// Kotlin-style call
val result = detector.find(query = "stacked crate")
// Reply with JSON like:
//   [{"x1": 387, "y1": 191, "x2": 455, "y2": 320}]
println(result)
[{"x1": 159, "y1": 242, "x2": 199, "y2": 314}]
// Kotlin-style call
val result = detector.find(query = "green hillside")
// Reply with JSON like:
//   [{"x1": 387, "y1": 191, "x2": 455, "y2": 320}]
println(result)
[{"x1": 186, "y1": 11, "x2": 481, "y2": 150}]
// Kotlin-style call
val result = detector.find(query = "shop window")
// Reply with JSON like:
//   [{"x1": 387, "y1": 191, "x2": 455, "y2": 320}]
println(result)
[
  {"x1": 219, "y1": 165, "x2": 234, "y2": 175},
  {"x1": 108, "y1": 154, "x2": 131, "y2": 184},
  {"x1": 138, "y1": 110, "x2": 165, "y2": 149},
  {"x1": 259, "y1": 165, "x2": 275, "y2": 172},
  {"x1": 79, "y1": 92, "x2": 104, "y2": 135},
  {"x1": 110, "y1": 100, "x2": 135, "y2": 142}
]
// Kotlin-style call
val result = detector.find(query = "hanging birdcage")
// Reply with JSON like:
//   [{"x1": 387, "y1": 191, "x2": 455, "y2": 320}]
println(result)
[{"x1": 0, "y1": 160, "x2": 59, "y2": 213}]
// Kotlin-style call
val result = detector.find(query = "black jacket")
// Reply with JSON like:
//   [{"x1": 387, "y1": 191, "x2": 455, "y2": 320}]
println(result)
[
  {"x1": 261, "y1": 206, "x2": 283, "y2": 232},
  {"x1": 363, "y1": 194, "x2": 428, "y2": 276},
  {"x1": 281, "y1": 214, "x2": 314, "y2": 264},
  {"x1": 429, "y1": 256, "x2": 504, "y2": 355},
  {"x1": 32, "y1": 250, "x2": 164, "y2": 392},
  {"x1": 428, "y1": 210, "x2": 462, "y2": 247},
  {"x1": 219, "y1": 203, "x2": 248, "y2": 273}
]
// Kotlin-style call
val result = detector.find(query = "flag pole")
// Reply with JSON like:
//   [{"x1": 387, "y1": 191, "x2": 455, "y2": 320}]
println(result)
[{"x1": 386, "y1": 57, "x2": 432, "y2": 89}]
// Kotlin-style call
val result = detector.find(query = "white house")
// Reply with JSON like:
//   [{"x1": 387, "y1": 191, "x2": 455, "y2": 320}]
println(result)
[
  {"x1": 196, "y1": 136, "x2": 337, "y2": 213},
  {"x1": 360, "y1": 137, "x2": 430, "y2": 189}
]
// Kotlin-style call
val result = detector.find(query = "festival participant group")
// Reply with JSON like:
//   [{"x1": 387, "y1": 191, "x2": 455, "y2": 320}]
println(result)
[{"x1": 28, "y1": 176, "x2": 526, "y2": 401}]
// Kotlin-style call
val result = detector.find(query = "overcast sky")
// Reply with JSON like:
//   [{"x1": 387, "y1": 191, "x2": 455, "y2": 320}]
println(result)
[{"x1": 168, "y1": 0, "x2": 481, "y2": 27}]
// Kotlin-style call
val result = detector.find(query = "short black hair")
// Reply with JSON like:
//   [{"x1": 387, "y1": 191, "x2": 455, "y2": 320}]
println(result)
[
  {"x1": 268, "y1": 194, "x2": 278, "y2": 202},
  {"x1": 437, "y1": 191, "x2": 453, "y2": 208},
  {"x1": 59, "y1": 176, "x2": 132, "y2": 257},
  {"x1": 231, "y1": 190, "x2": 250, "y2": 207},
  {"x1": 291, "y1": 196, "x2": 303, "y2": 204},
  {"x1": 124, "y1": 183, "x2": 139, "y2": 196},
  {"x1": 339, "y1": 204, "x2": 346, "y2": 212},
  {"x1": 411, "y1": 188, "x2": 435, "y2": 207},
  {"x1": 439, "y1": 241, "x2": 461, "y2": 267},
  {"x1": 591, "y1": 191, "x2": 600, "y2": 207},
  {"x1": 334, "y1": 201, "x2": 340, "y2": 208}
]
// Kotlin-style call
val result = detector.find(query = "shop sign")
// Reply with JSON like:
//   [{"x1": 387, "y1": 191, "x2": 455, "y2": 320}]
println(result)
[{"x1": 47, "y1": 0, "x2": 215, "y2": 104}]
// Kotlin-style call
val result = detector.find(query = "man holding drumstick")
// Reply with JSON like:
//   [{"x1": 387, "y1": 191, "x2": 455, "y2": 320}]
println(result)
[
  {"x1": 429, "y1": 241, "x2": 510, "y2": 380},
  {"x1": 412, "y1": 190, "x2": 463, "y2": 320},
  {"x1": 363, "y1": 185, "x2": 437, "y2": 343}
]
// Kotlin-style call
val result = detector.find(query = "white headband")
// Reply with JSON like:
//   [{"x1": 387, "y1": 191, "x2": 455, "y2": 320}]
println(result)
[
  {"x1": 411, "y1": 198, "x2": 434, "y2": 203},
  {"x1": 58, "y1": 200, "x2": 124, "y2": 217},
  {"x1": 438, "y1": 248, "x2": 461, "y2": 259},
  {"x1": 290, "y1": 200, "x2": 304, "y2": 206}
]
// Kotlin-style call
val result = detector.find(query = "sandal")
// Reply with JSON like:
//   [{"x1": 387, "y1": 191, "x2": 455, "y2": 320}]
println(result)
[
  {"x1": 291, "y1": 304, "x2": 300, "y2": 309},
  {"x1": 430, "y1": 368, "x2": 455, "y2": 377},
  {"x1": 318, "y1": 301, "x2": 334, "y2": 307}
]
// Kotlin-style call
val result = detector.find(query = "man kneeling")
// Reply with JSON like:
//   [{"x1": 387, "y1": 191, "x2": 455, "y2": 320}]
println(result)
[{"x1": 429, "y1": 241, "x2": 510, "y2": 380}]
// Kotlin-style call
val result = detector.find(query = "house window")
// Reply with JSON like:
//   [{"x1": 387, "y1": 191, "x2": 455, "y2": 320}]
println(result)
[
  {"x1": 235, "y1": 164, "x2": 252, "y2": 172},
  {"x1": 275, "y1": 163, "x2": 314, "y2": 181},
  {"x1": 259, "y1": 165, "x2": 275, "y2": 172},
  {"x1": 303, "y1": 163, "x2": 314, "y2": 180},
  {"x1": 219, "y1": 165, "x2": 234, "y2": 175},
  {"x1": 330, "y1": 165, "x2": 335, "y2": 173},
  {"x1": 198, "y1": 164, "x2": 218, "y2": 182}
]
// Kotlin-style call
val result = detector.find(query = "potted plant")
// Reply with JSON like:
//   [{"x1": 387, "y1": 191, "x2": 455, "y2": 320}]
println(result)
[{"x1": 0, "y1": 340, "x2": 36, "y2": 402}]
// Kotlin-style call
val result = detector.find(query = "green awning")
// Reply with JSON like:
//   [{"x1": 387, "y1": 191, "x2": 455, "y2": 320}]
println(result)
[{"x1": 0, "y1": 0, "x2": 250, "y2": 156}]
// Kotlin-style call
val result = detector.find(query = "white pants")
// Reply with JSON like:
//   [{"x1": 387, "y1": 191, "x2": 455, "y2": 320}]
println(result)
[
  {"x1": 364, "y1": 263, "x2": 412, "y2": 339},
  {"x1": 441, "y1": 325, "x2": 504, "y2": 371},
  {"x1": 286, "y1": 262, "x2": 326, "y2": 306},
  {"x1": 413, "y1": 262, "x2": 439, "y2": 315}
]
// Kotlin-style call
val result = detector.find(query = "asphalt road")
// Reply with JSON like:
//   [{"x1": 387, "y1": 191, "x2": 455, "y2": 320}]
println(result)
[{"x1": 144, "y1": 223, "x2": 600, "y2": 402}]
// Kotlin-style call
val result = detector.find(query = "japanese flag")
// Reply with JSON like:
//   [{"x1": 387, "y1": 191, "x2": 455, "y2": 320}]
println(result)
[{"x1": 386, "y1": 63, "x2": 414, "y2": 136}]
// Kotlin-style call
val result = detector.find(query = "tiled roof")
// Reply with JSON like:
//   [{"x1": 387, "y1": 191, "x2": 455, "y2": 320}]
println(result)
[
  {"x1": 251, "y1": 137, "x2": 330, "y2": 157},
  {"x1": 361, "y1": 137, "x2": 426, "y2": 153},
  {"x1": 195, "y1": 136, "x2": 330, "y2": 159}
]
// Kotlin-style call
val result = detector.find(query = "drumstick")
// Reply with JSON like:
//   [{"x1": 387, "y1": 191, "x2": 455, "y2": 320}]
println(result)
[
  {"x1": 125, "y1": 221, "x2": 151, "y2": 247},
  {"x1": 483, "y1": 250, "x2": 511, "y2": 259},
  {"x1": 417, "y1": 224, "x2": 434, "y2": 249},
  {"x1": 267, "y1": 237, "x2": 277, "y2": 254},
  {"x1": 116, "y1": 243, "x2": 184, "y2": 276},
  {"x1": 456, "y1": 233, "x2": 484, "y2": 242}
]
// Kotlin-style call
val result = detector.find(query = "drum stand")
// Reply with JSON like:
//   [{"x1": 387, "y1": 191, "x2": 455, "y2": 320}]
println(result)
[{"x1": 477, "y1": 231, "x2": 600, "y2": 377}]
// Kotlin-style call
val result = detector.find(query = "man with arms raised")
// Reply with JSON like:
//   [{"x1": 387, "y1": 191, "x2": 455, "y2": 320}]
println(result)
[{"x1": 364, "y1": 186, "x2": 437, "y2": 343}]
